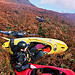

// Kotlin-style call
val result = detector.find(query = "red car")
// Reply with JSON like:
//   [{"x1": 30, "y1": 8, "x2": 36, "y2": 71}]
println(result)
[{"x1": 15, "y1": 63, "x2": 75, "y2": 75}]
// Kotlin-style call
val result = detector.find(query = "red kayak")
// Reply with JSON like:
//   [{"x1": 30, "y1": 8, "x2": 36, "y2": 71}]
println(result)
[{"x1": 15, "y1": 63, "x2": 75, "y2": 75}]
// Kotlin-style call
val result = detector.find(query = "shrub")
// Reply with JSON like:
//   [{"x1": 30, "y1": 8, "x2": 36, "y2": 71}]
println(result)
[
  {"x1": 7, "y1": 26, "x2": 12, "y2": 30},
  {"x1": 46, "y1": 18, "x2": 50, "y2": 24},
  {"x1": 38, "y1": 26, "x2": 47, "y2": 37}
]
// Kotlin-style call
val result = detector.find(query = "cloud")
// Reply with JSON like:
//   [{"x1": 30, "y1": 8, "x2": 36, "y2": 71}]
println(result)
[
  {"x1": 40, "y1": 0, "x2": 75, "y2": 9},
  {"x1": 41, "y1": 0, "x2": 57, "y2": 4}
]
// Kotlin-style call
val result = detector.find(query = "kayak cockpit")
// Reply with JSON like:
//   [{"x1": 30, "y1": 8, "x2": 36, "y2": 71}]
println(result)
[{"x1": 28, "y1": 42, "x2": 52, "y2": 53}]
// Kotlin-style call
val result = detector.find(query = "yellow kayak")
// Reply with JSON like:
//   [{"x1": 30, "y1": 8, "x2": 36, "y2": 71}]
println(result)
[{"x1": 2, "y1": 37, "x2": 68, "y2": 54}]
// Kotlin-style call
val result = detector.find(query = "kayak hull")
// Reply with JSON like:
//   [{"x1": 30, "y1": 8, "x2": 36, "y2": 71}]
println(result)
[
  {"x1": 15, "y1": 63, "x2": 75, "y2": 75},
  {"x1": 2, "y1": 37, "x2": 68, "y2": 54}
]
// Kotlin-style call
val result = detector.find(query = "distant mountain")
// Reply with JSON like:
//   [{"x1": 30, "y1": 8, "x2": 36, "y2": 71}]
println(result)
[
  {"x1": 0, "y1": 0, "x2": 35, "y2": 6},
  {"x1": 61, "y1": 13, "x2": 75, "y2": 27}
]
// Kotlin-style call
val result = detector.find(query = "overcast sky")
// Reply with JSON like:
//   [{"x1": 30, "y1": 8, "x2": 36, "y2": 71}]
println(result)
[{"x1": 30, "y1": 0, "x2": 75, "y2": 13}]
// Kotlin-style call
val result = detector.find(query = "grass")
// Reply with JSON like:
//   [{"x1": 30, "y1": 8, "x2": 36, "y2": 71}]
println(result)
[
  {"x1": 69, "y1": 58, "x2": 75, "y2": 62},
  {"x1": 0, "y1": 49, "x2": 2, "y2": 52},
  {"x1": 61, "y1": 64, "x2": 69, "y2": 68},
  {"x1": 0, "y1": 49, "x2": 5, "y2": 52},
  {"x1": 7, "y1": 26, "x2": 12, "y2": 30},
  {"x1": 50, "y1": 25, "x2": 56, "y2": 29},
  {"x1": 38, "y1": 23, "x2": 41, "y2": 25},
  {"x1": 46, "y1": 18, "x2": 50, "y2": 24}
]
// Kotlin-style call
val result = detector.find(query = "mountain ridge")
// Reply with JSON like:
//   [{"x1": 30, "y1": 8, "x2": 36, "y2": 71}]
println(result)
[{"x1": 0, "y1": 0, "x2": 35, "y2": 6}]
